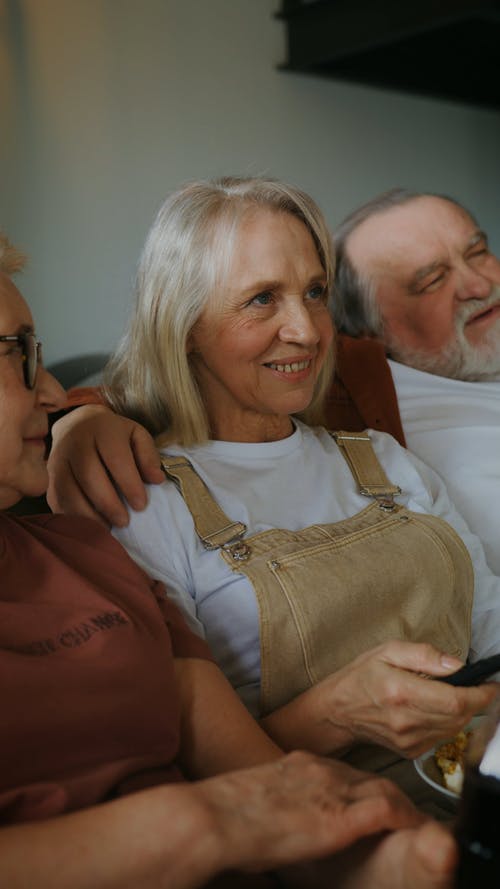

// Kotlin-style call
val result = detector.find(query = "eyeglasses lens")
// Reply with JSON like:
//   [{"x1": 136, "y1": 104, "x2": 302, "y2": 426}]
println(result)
[{"x1": 23, "y1": 334, "x2": 38, "y2": 389}]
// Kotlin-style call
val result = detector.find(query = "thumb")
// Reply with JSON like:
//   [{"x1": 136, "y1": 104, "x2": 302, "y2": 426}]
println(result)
[
  {"x1": 411, "y1": 822, "x2": 458, "y2": 886},
  {"x1": 380, "y1": 640, "x2": 464, "y2": 678}
]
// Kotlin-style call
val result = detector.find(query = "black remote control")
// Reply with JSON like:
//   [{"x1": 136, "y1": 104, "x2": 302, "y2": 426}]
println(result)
[{"x1": 439, "y1": 653, "x2": 500, "y2": 687}]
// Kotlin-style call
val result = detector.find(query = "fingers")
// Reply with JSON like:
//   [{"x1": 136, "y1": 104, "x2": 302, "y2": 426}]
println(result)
[
  {"x1": 376, "y1": 823, "x2": 457, "y2": 889},
  {"x1": 130, "y1": 425, "x2": 165, "y2": 486},
  {"x1": 380, "y1": 666, "x2": 495, "y2": 719},
  {"x1": 335, "y1": 783, "x2": 424, "y2": 841},
  {"x1": 417, "y1": 678, "x2": 498, "y2": 719},
  {"x1": 378, "y1": 639, "x2": 464, "y2": 676},
  {"x1": 377, "y1": 640, "x2": 499, "y2": 711},
  {"x1": 333, "y1": 822, "x2": 457, "y2": 889},
  {"x1": 47, "y1": 455, "x2": 126, "y2": 527},
  {"x1": 286, "y1": 753, "x2": 423, "y2": 838},
  {"x1": 90, "y1": 423, "x2": 163, "y2": 520},
  {"x1": 368, "y1": 672, "x2": 495, "y2": 756},
  {"x1": 91, "y1": 432, "x2": 154, "y2": 519},
  {"x1": 411, "y1": 822, "x2": 458, "y2": 886},
  {"x1": 47, "y1": 405, "x2": 162, "y2": 526},
  {"x1": 318, "y1": 643, "x2": 497, "y2": 758}
]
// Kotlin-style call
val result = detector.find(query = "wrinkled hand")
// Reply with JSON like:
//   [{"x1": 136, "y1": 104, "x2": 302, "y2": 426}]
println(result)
[
  {"x1": 314, "y1": 640, "x2": 499, "y2": 758},
  {"x1": 47, "y1": 405, "x2": 164, "y2": 526},
  {"x1": 195, "y1": 750, "x2": 425, "y2": 876}
]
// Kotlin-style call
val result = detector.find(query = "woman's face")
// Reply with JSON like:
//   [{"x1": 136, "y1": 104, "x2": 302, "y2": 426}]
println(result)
[
  {"x1": 189, "y1": 209, "x2": 333, "y2": 442},
  {"x1": 0, "y1": 273, "x2": 66, "y2": 509}
]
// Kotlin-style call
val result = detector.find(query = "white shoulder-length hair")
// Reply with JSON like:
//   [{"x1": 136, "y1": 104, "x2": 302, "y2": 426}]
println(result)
[{"x1": 104, "y1": 176, "x2": 336, "y2": 445}]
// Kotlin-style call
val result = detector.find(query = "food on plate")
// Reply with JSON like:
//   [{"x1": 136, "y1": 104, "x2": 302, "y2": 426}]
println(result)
[{"x1": 434, "y1": 730, "x2": 471, "y2": 794}]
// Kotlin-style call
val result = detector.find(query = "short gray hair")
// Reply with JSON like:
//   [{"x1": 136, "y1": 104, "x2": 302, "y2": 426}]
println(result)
[
  {"x1": 104, "y1": 176, "x2": 335, "y2": 445},
  {"x1": 332, "y1": 188, "x2": 477, "y2": 337},
  {"x1": 0, "y1": 232, "x2": 26, "y2": 276}
]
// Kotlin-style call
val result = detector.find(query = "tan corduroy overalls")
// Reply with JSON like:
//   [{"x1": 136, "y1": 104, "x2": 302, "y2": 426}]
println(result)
[{"x1": 161, "y1": 431, "x2": 473, "y2": 808}]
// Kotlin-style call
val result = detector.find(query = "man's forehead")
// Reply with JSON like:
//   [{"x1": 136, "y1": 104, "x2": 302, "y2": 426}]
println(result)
[{"x1": 346, "y1": 195, "x2": 479, "y2": 281}]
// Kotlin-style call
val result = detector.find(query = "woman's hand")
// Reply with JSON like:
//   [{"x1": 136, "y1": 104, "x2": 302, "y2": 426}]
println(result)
[
  {"x1": 195, "y1": 750, "x2": 426, "y2": 876},
  {"x1": 263, "y1": 640, "x2": 499, "y2": 758},
  {"x1": 47, "y1": 405, "x2": 163, "y2": 526},
  {"x1": 198, "y1": 752, "x2": 457, "y2": 889}
]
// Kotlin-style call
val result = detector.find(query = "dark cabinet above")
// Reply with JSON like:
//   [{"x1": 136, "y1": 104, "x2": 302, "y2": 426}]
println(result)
[{"x1": 277, "y1": 0, "x2": 500, "y2": 109}]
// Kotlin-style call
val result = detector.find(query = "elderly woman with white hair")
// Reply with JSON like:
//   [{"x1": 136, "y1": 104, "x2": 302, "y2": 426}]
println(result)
[{"x1": 48, "y1": 177, "x2": 500, "y2": 805}]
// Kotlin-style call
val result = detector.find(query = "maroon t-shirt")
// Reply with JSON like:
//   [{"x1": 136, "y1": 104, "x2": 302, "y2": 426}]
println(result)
[{"x1": 0, "y1": 513, "x2": 212, "y2": 824}]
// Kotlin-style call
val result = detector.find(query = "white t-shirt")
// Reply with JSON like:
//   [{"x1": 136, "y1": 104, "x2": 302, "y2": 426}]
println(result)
[
  {"x1": 113, "y1": 421, "x2": 500, "y2": 716},
  {"x1": 389, "y1": 360, "x2": 500, "y2": 575}
]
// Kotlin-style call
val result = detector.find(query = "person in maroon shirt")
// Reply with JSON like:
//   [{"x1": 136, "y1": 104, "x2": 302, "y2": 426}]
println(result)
[{"x1": 0, "y1": 233, "x2": 460, "y2": 889}]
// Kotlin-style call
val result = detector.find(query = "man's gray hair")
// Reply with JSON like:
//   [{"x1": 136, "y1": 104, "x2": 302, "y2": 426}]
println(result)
[{"x1": 332, "y1": 188, "x2": 477, "y2": 337}]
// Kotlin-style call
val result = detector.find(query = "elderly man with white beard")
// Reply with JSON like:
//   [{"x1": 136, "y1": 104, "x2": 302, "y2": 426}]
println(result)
[{"x1": 332, "y1": 189, "x2": 500, "y2": 575}]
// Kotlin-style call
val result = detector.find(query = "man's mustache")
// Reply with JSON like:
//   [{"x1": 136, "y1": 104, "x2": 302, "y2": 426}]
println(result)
[{"x1": 457, "y1": 286, "x2": 500, "y2": 325}]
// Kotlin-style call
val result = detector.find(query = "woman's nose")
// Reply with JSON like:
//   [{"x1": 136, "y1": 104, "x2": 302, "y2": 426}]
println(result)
[{"x1": 278, "y1": 302, "x2": 321, "y2": 345}]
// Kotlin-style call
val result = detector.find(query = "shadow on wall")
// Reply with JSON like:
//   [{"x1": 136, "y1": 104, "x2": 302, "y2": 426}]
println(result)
[{"x1": 48, "y1": 352, "x2": 110, "y2": 389}]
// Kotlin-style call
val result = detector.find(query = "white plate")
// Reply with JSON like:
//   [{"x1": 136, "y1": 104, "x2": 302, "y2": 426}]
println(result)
[{"x1": 413, "y1": 716, "x2": 485, "y2": 802}]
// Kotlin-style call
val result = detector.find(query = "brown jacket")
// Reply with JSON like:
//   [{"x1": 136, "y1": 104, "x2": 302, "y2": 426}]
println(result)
[{"x1": 324, "y1": 335, "x2": 405, "y2": 445}]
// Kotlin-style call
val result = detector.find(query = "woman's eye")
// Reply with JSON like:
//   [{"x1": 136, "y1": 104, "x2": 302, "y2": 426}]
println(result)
[
  {"x1": 307, "y1": 284, "x2": 327, "y2": 301},
  {"x1": 251, "y1": 291, "x2": 273, "y2": 306}
]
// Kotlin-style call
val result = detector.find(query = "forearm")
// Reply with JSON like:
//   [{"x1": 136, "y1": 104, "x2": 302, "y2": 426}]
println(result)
[
  {"x1": 175, "y1": 659, "x2": 282, "y2": 777},
  {"x1": 0, "y1": 783, "x2": 224, "y2": 889},
  {"x1": 260, "y1": 683, "x2": 354, "y2": 756}
]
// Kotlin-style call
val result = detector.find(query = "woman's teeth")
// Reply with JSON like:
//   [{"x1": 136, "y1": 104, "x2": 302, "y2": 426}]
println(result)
[{"x1": 267, "y1": 360, "x2": 310, "y2": 373}]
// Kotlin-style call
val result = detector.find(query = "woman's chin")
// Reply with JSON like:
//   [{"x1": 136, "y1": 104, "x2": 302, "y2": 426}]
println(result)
[
  {"x1": 24, "y1": 478, "x2": 49, "y2": 500},
  {"x1": 0, "y1": 470, "x2": 49, "y2": 510},
  {"x1": 271, "y1": 385, "x2": 315, "y2": 416}
]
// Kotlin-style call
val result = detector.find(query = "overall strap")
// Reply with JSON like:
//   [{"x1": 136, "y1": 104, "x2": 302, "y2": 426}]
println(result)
[
  {"x1": 331, "y1": 431, "x2": 401, "y2": 510},
  {"x1": 160, "y1": 455, "x2": 247, "y2": 549}
]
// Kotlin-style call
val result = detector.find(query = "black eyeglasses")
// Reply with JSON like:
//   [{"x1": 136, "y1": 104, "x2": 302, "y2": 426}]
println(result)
[{"x1": 0, "y1": 333, "x2": 42, "y2": 389}]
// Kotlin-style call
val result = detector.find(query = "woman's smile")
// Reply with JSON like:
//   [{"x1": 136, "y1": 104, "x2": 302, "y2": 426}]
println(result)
[{"x1": 264, "y1": 356, "x2": 313, "y2": 377}]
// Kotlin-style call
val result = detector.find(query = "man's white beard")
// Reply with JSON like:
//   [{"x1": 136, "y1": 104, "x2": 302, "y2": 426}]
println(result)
[{"x1": 385, "y1": 286, "x2": 500, "y2": 381}]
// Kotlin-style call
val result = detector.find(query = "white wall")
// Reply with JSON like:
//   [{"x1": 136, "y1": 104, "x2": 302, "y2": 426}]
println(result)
[{"x1": 1, "y1": 0, "x2": 500, "y2": 364}]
